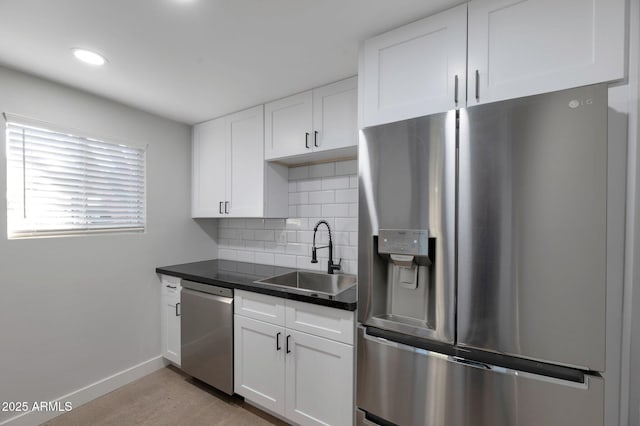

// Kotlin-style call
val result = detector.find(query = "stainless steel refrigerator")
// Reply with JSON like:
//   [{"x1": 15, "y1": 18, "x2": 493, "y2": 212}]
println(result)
[{"x1": 356, "y1": 84, "x2": 608, "y2": 426}]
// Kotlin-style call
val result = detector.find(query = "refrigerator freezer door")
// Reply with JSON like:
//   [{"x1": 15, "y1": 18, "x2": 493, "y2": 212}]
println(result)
[
  {"x1": 356, "y1": 327, "x2": 604, "y2": 426},
  {"x1": 458, "y1": 84, "x2": 607, "y2": 371}
]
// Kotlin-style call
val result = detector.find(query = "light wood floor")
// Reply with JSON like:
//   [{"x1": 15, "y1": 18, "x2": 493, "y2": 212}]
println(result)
[{"x1": 42, "y1": 366, "x2": 289, "y2": 426}]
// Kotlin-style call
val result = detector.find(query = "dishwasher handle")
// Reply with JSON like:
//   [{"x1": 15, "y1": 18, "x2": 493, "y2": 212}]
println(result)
[{"x1": 181, "y1": 280, "x2": 233, "y2": 298}]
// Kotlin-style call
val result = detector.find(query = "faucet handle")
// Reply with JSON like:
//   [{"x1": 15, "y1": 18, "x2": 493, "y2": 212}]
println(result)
[{"x1": 329, "y1": 258, "x2": 342, "y2": 273}]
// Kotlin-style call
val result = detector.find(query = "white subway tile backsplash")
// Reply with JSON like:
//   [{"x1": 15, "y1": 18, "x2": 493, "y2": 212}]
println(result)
[
  {"x1": 254, "y1": 229, "x2": 275, "y2": 241},
  {"x1": 335, "y1": 217, "x2": 358, "y2": 232},
  {"x1": 297, "y1": 256, "x2": 321, "y2": 271},
  {"x1": 335, "y1": 189, "x2": 357, "y2": 203},
  {"x1": 322, "y1": 204, "x2": 350, "y2": 217},
  {"x1": 274, "y1": 254, "x2": 297, "y2": 268},
  {"x1": 335, "y1": 160, "x2": 357, "y2": 175},
  {"x1": 342, "y1": 260, "x2": 357, "y2": 274},
  {"x1": 254, "y1": 252, "x2": 275, "y2": 265},
  {"x1": 308, "y1": 217, "x2": 335, "y2": 231},
  {"x1": 297, "y1": 230, "x2": 313, "y2": 244},
  {"x1": 286, "y1": 243, "x2": 309, "y2": 256},
  {"x1": 298, "y1": 204, "x2": 322, "y2": 217},
  {"x1": 308, "y1": 190, "x2": 335, "y2": 204},
  {"x1": 241, "y1": 229, "x2": 255, "y2": 240},
  {"x1": 217, "y1": 160, "x2": 358, "y2": 268},
  {"x1": 350, "y1": 176, "x2": 358, "y2": 188},
  {"x1": 229, "y1": 219, "x2": 246, "y2": 228},
  {"x1": 264, "y1": 242, "x2": 287, "y2": 253},
  {"x1": 297, "y1": 178, "x2": 322, "y2": 191},
  {"x1": 336, "y1": 245, "x2": 357, "y2": 261},
  {"x1": 219, "y1": 228, "x2": 238, "y2": 239},
  {"x1": 349, "y1": 203, "x2": 358, "y2": 217},
  {"x1": 321, "y1": 176, "x2": 350, "y2": 190},
  {"x1": 244, "y1": 219, "x2": 265, "y2": 229},
  {"x1": 309, "y1": 162, "x2": 335, "y2": 178},
  {"x1": 289, "y1": 165, "x2": 309, "y2": 180},
  {"x1": 286, "y1": 218, "x2": 308, "y2": 230},
  {"x1": 218, "y1": 248, "x2": 237, "y2": 260},
  {"x1": 333, "y1": 231, "x2": 350, "y2": 245},
  {"x1": 289, "y1": 192, "x2": 309, "y2": 205},
  {"x1": 236, "y1": 250, "x2": 255, "y2": 263},
  {"x1": 349, "y1": 232, "x2": 358, "y2": 246},
  {"x1": 264, "y1": 219, "x2": 286, "y2": 229},
  {"x1": 224, "y1": 239, "x2": 244, "y2": 248},
  {"x1": 244, "y1": 240, "x2": 265, "y2": 250}
]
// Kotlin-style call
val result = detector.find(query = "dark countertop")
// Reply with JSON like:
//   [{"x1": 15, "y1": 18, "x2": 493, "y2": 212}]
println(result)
[{"x1": 156, "y1": 259, "x2": 357, "y2": 311}]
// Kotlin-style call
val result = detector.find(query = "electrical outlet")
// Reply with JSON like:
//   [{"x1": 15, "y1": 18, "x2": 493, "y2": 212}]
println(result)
[{"x1": 277, "y1": 231, "x2": 287, "y2": 244}]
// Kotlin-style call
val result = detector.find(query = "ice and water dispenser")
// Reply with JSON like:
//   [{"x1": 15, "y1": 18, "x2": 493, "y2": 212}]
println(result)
[{"x1": 371, "y1": 229, "x2": 435, "y2": 333}]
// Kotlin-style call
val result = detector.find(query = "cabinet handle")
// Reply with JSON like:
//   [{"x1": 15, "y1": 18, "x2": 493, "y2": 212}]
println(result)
[
  {"x1": 225, "y1": 201, "x2": 229, "y2": 214},
  {"x1": 276, "y1": 332, "x2": 281, "y2": 351},
  {"x1": 166, "y1": 285, "x2": 176, "y2": 289},
  {"x1": 454, "y1": 74, "x2": 459, "y2": 105},
  {"x1": 175, "y1": 302, "x2": 181, "y2": 317},
  {"x1": 313, "y1": 130, "x2": 319, "y2": 147},
  {"x1": 305, "y1": 132, "x2": 310, "y2": 149},
  {"x1": 475, "y1": 70, "x2": 480, "y2": 101},
  {"x1": 219, "y1": 201, "x2": 223, "y2": 214},
  {"x1": 286, "y1": 334, "x2": 291, "y2": 353}
]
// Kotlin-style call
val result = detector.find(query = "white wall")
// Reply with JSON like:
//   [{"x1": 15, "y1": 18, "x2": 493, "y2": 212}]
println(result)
[
  {"x1": 0, "y1": 65, "x2": 217, "y2": 424},
  {"x1": 217, "y1": 160, "x2": 358, "y2": 274}
]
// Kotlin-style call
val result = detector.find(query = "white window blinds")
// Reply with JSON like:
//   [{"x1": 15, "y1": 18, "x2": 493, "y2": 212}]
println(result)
[{"x1": 5, "y1": 116, "x2": 146, "y2": 238}]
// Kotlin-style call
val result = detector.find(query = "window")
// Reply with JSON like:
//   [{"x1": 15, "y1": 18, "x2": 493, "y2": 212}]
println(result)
[{"x1": 4, "y1": 115, "x2": 146, "y2": 238}]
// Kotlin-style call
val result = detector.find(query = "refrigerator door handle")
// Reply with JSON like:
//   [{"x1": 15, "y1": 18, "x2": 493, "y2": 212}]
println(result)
[{"x1": 452, "y1": 356, "x2": 491, "y2": 370}]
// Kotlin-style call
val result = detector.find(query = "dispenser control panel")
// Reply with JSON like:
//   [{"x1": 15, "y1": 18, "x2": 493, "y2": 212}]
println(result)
[{"x1": 378, "y1": 229, "x2": 429, "y2": 256}]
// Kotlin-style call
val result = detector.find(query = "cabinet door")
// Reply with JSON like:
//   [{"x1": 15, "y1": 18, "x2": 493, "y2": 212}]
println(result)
[
  {"x1": 265, "y1": 91, "x2": 313, "y2": 160},
  {"x1": 234, "y1": 315, "x2": 286, "y2": 415},
  {"x1": 228, "y1": 105, "x2": 265, "y2": 217},
  {"x1": 361, "y1": 4, "x2": 467, "y2": 127},
  {"x1": 312, "y1": 77, "x2": 358, "y2": 152},
  {"x1": 162, "y1": 292, "x2": 181, "y2": 365},
  {"x1": 285, "y1": 330, "x2": 354, "y2": 426},
  {"x1": 468, "y1": 0, "x2": 625, "y2": 106},
  {"x1": 192, "y1": 117, "x2": 227, "y2": 217}
]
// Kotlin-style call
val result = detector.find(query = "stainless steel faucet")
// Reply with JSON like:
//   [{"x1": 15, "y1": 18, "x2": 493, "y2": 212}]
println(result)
[{"x1": 311, "y1": 220, "x2": 341, "y2": 274}]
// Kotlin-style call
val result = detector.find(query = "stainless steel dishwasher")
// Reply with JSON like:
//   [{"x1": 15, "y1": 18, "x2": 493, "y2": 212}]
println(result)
[{"x1": 180, "y1": 280, "x2": 233, "y2": 395}]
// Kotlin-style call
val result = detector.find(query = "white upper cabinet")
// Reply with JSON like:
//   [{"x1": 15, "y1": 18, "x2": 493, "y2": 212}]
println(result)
[
  {"x1": 192, "y1": 105, "x2": 288, "y2": 218},
  {"x1": 312, "y1": 78, "x2": 358, "y2": 153},
  {"x1": 361, "y1": 4, "x2": 468, "y2": 127},
  {"x1": 467, "y1": 0, "x2": 626, "y2": 106},
  {"x1": 360, "y1": 0, "x2": 625, "y2": 126},
  {"x1": 265, "y1": 77, "x2": 358, "y2": 162},
  {"x1": 192, "y1": 118, "x2": 227, "y2": 217},
  {"x1": 265, "y1": 91, "x2": 313, "y2": 160}
]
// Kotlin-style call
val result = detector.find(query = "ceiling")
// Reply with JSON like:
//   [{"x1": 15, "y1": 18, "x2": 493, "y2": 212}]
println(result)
[{"x1": 0, "y1": 0, "x2": 462, "y2": 125}]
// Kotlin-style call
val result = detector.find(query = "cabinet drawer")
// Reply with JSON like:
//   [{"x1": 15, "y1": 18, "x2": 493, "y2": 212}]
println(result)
[
  {"x1": 285, "y1": 299, "x2": 354, "y2": 345},
  {"x1": 161, "y1": 275, "x2": 181, "y2": 298},
  {"x1": 235, "y1": 290, "x2": 286, "y2": 326}
]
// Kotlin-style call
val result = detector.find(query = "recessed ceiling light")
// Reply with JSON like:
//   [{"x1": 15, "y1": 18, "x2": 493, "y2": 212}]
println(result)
[{"x1": 72, "y1": 48, "x2": 106, "y2": 66}]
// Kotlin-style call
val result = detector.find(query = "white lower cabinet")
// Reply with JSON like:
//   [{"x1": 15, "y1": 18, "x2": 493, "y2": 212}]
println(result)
[
  {"x1": 234, "y1": 315, "x2": 286, "y2": 413},
  {"x1": 234, "y1": 290, "x2": 355, "y2": 426},
  {"x1": 160, "y1": 275, "x2": 181, "y2": 366},
  {"x1": 285, "y1": 329, "x2": 353, "y2": 426}
]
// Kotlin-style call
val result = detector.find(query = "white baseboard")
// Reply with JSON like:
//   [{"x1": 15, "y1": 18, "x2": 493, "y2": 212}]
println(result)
[{"x1": 1, "y1": 356, "x2": 168, "y2": 426}]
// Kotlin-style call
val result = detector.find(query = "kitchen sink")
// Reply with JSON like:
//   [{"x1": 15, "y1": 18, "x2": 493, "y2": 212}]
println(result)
[{"x1": 255, "y1": 271, "x2": 357, "y2": 296}]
